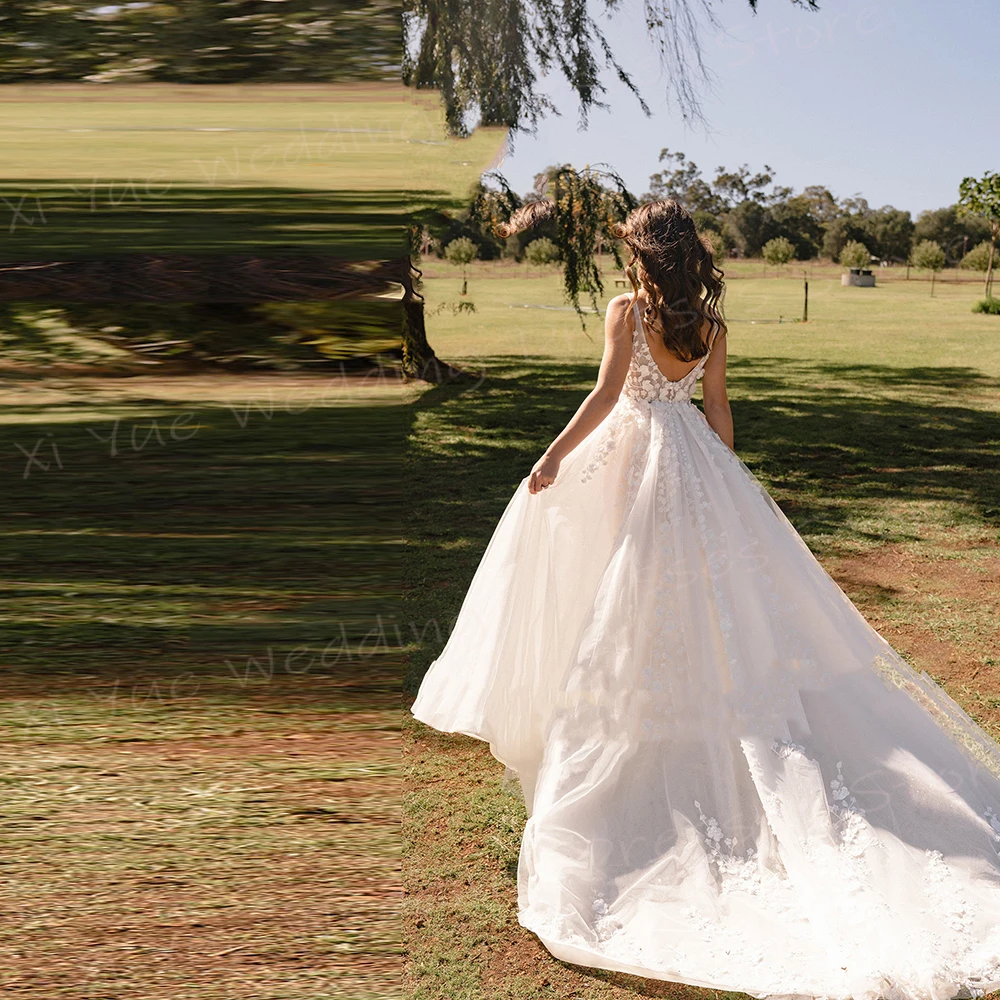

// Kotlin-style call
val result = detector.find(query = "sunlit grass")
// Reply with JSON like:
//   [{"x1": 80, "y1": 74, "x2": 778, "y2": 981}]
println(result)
[{"x1": 404, "y1": 262, "x2": 1000, "y2": 1000}]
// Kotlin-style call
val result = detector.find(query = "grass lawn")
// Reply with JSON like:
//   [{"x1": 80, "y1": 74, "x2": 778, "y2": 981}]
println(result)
[
  {"x1": 0, "y1": 82, "x2": 510, "y2": 999},
  {"x1": 0, "y1": 83, "x2": 506, "y2": 259},
  {"x1": 404, "y1": 259, "x2": 1000, "y2": 999},
  {"x1": 0, "y1": 372, "x2": 414, "y2": 999}
]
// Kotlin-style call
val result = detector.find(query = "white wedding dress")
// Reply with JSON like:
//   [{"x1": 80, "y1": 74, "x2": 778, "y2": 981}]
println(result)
[{"x1": 411, "y1": 302, "x2": 1000, "y2": 1000}]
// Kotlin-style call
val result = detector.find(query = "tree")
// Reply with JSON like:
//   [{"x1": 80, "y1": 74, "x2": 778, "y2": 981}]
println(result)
[
  {"x1": 958, "y1": 172, "x2": 1000, "y2": 299},
  {"x1": 524, "y1": 238, "x2": 559, "y2": 268},
  {"x1": 0, "y1": 1, "x2": 399, "y2": 83},
  {"x1": 914, "y1": 205, "x2": 992, "y2": 265},
  {"x1": 823, "y1": 215, "x2": 869, "y2": 262},
  {"x1": 724, "y1": 200, "x2": 776, "y2": 258},
  {"x1": 769, "y1": 194, "x2": 824, "y2": 259},
  {"x1": 962, "y1": 241, "x2": 995, "y2": 274},
  {"x1": 402, "y1": 0, "x2": 820, "y2": 377},
  {"x1": 762, "y1": 237, "x2": 795, "y2": 267},
  {"x1": 406, "y1": 1, "x2": 820, "y2": 136},
  {"x1": 800, "y1": 185, "x2": 840, "y2": 226},
  {"x1": 839, "y1": 241, "x2": 872, "y2": 270},
  {"x1": 820, "y1": 198, "x2": 912, "y2": 262},
  {"x1": 445, "y1": 237, "x2": 478, "y2": 295},
  {"x1": 712, "y1": 163, "x2": 777, "y2": 210},
  {"x1": 700, "y1": 230, "x2": 727, "y2": 265},
  {"x1": 496, "y1": 165, "x2": 635, "y2": 322},
  {"x1": 910, "y1": 240, "x2": 946, "y2": 296},
  {"x1": 645, "y1": 149, "x2": 722, "y2": 213},
  {"x1": 861, "y1": 207, "x2": 914, "y2": 262}
]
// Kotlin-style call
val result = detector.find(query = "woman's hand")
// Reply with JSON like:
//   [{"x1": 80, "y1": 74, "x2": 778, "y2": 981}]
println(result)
[{"x1": 528, "y1": 453, "x2": 560, "y2": 495}]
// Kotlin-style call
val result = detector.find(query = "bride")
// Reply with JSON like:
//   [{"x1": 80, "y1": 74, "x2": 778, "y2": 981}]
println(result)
[{"x1": 410, "y1": 200, "x2": 1000, "y2": 1000}]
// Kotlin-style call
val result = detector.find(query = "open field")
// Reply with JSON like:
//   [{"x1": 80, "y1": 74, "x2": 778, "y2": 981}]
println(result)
[
  {"x1": 0, "y1": 82, "x2": 510, "y2": 999},
  {"x1": 404, "y1": 261, "x2": 1000, "y2": 999},
  {"x1": 0, "y1": 83, "x2": 506, "y2": 259},
  {"x1": 0, "y1": 83, "x2": 505, "y2": 194},
  {"x1": 0, "y1": 372, "x2": 411, "y2": 999}
]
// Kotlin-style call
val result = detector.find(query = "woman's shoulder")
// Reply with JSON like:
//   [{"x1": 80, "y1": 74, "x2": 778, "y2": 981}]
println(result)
[
  {"x1": 607, "y1": 291, "x2": 649, "y2": 321},
  {"x1": 606, "y1": 291, "x2": 635, "y2": 312},
  {"x1": 605, "y1": 293, "x2": 637, "y2": 338}
]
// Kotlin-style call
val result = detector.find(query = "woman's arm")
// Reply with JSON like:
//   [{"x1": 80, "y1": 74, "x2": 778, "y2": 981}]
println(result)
[
  {"x1": 527, "y1": 295, "x2": 633, "y2": 495},
  {"x1": 701, "y1": 330, "x2": 734, "y2": 450}
]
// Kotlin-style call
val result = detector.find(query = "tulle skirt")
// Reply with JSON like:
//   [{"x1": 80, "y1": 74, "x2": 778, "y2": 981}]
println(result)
[{"x1": 411, "y1": 395, "x2": 1000, "y2": 1000}]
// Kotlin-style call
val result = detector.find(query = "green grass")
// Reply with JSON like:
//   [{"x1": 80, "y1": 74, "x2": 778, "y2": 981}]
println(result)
[
  {"x1": 0, "y1": 81, "x2": 507, "y2": 1000},
  {"x1": 0, "y1": 82, "x2": 504, "y2": 194},
  {"x1": 0, "y1": 83, "x2": 506, "y2": 259},
  {"x1": 404, "y1": 259, "x2": 1000, "y2": 999},
  {"x1": 0, "y1": 372, "x2": 412, "y2": 998}
]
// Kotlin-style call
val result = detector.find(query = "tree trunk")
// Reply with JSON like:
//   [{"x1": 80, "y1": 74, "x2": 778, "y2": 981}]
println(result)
[
  {"x1": 400, "y1": 255, "x2": 466, "y2": 382},
  {"x1": 986, "y1": 232, "x2": 997, "y2": 300}
]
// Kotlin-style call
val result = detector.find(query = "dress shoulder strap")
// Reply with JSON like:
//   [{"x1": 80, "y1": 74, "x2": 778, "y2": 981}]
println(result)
[{"x1": 631, "y1": 299, "x2": 644, "y2": 345}]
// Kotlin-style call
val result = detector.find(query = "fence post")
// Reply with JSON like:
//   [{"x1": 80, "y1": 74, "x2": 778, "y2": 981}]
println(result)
[{"x1": 803, "y1": 273, "x2": 809, "y2": 323}]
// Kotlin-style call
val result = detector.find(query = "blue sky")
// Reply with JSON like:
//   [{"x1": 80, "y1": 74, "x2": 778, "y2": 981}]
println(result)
[{"x1": 496, "y1": 0, "x2": 998, "y2": 217}]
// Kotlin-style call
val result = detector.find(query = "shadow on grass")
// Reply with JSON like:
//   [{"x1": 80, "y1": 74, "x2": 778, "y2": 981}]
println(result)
[
  {"x1": 0, "y1": 182, "x2": 453, "y2": 260},
  {"x1": 0, "y1": 379, "x2": 413, "y2": 713},
  {"x1": 404, "y1": 354, "x2": 1000, "y2": 694}
]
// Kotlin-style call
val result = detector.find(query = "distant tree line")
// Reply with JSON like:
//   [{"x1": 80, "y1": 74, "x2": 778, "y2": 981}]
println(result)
[
  {"x1": 0, "y1": 1, "x2": 398, "y2": 83},
  {"x1": 432, "y1": 153, "x2": 993, "y2": 270}
]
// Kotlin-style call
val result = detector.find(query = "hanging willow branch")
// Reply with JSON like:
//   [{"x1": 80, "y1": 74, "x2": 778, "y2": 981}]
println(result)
[
  {"x1": 469, "y1": 171, "x2": 522, "y2": 236},
  {"x1": 404, "y1": 0, "x2": 820, "y2": 135},
  {"x1": 493, "y1": 165, "x2": 637, "y2": 327}
]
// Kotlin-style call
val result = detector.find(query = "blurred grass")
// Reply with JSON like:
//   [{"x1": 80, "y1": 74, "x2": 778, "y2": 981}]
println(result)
[
  {"x1": 0, "y1": 373, "x2": 411, "y2": 998},
  {"x1": 0, "y1": 83, "x2": 506, "y2": 260},
  {"x1": 0, "y1": 80, "x2": 508, "y2": 1000},
  {"x1": 0, "y1": 82, "x2": 505, "y2": 192},
  {"x1": 0, "y1": 185, "x2": 413, "y2": 260}
]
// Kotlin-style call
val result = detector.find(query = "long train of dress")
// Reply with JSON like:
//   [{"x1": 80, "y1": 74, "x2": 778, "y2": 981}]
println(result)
[{"x1": 411, "y1": 304, "x2": 1000, "y2": 1000}]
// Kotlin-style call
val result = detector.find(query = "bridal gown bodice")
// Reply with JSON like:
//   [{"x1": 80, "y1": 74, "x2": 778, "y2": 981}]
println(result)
[
  {"x1": 621, "y1": 312, "x2": 711, "y2": 404},
  {"x1": 410, "y1": 300, "x2": 1000, "y2": 1000}
]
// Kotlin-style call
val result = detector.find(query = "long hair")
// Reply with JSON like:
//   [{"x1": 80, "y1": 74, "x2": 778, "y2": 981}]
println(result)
[
  {"x1": 611, "y1": 201, "x2": 726, "y2": 361},
  {"x1": 494, "y1": 199, "x2": 553, "y2": 239},
  {"x1": 498, "y1": 198, "x2": 726, "y2": 361}
]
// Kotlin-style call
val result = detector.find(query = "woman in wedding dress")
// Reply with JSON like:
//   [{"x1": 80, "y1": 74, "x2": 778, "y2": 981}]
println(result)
[{"x1": 410, "y1": 200, "x2": 1000, "y2": 1000}]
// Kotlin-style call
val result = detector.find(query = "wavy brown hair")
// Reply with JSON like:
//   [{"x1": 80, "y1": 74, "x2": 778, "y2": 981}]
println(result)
[
  {"x1": 494, "y1": 199, "x2": 554, "y2": 239},
  {"x1": 611, "y1": 200, "x2": 726, "y2": 362}
]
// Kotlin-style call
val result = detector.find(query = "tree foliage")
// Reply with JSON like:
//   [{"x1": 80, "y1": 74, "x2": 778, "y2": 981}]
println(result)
[
  {"x1": 493, "y1": 165, "x2": 636, "y2": 323},
  {"x1": 914, "y1": 205, "x2": 991, "y2": 263},
  {"x1": 524, "y1": 238, "x2": 559, "y2": 267},
  {"x1": 861, "y1": 207, "x2": 915, "y2": 261},
  {"x1": 958, "y1": 172, "x2": 1000, "y2": 298},
  {"x1": 641, "y1": 150, "x2": 930, "y2": 263},
  {"x1": 699, "y1": 229, "x2": 726, "y2": 264},
  {"x1": 910, "y1": 240, "x2": 945, "y2": 272},
  {"x1": 404, "y1": 0, "x2": 819, "y2": 135},
  {"x1": 445, "y1": 236, "x2": 478, "y2": 295},
  {"x1": 444, "y1": 237, "x2": 478, "y2": 265},
  {"x1": 0, "y1": 1, "x2": 399, "y2": 83},
  {"x1": 839, "y1": 241, "x2": 871, "y2": 270},
  {"x1": 961, "y1": 241, "x2": 995, "y2": 273},
  {"x1": 762, "y1": 236, "x2": 795, "y2": 266}
]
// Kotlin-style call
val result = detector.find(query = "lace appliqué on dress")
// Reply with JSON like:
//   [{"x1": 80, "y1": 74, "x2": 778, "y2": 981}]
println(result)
[
  {"x1": 622, "y1": 330, "x2": 709, "y2": 405},
  {"x1": 695, "y1": 800, "x2": 764, "y2": 896}
]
